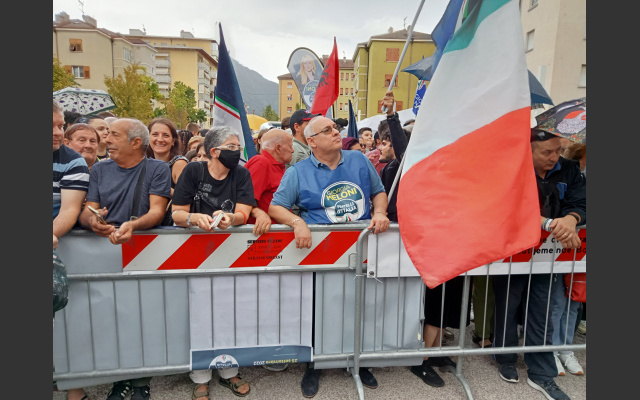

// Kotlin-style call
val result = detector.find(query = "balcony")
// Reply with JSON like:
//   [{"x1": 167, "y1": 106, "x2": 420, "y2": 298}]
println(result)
[
  {"x1": 155, "y1": 75, "x2": 172, "y2": 84},
  {"x1": 198, "y1": 78, "x2": 209, "y2": 87},
  {"x1": 198, "y1": 62, "x2": 210, "y2": 71},
  {"x1": 156, "y1": 59, "x2": 171, "y2": 68}
]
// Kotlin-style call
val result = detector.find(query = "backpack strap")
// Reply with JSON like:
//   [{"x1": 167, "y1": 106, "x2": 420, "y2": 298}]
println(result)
[{"x1": 130, "y1": 158, "x2": 147, "y2": 220}]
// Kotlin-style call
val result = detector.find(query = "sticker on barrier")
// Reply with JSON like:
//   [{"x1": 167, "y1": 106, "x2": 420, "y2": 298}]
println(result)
[
  {"x1": 121, "y1": 229, "x2": 364, "y2": 271},
  {"x1": 368, "y1": 229, "x2": 586, "y2": 278},
  {"x1": 191, "y1": 345, "x2": 313, "y2": 370}
]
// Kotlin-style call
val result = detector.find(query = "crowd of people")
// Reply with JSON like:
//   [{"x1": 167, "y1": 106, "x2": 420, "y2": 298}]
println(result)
[{"x1": 53, "y1": 90, "x2": 585, "y2": 400}]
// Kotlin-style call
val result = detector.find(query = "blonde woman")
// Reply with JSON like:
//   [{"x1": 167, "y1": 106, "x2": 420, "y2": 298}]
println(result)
[{"x1": 295, "y1": 54, "x2": 318, "y2": 88}]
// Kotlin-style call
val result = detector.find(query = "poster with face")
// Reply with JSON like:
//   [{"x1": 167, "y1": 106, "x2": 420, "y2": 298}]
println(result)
[{"x1": 287, "y1": 48, "x2": 324, "y2": 109}]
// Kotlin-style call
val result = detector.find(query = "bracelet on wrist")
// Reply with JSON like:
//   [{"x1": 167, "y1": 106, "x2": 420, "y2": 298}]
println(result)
[
  {"x1": 186, "y1": 213, "x2": 193, "y2": 226},
  {"x1": 230, "y1": 212, "x2": 236, "y2": 225},
  {"x1": 567, "y1": 213, "x2": 580, "y2": 224},
  {"x1": 291, "y1": 218, "x2": 302, "y2": 227}
]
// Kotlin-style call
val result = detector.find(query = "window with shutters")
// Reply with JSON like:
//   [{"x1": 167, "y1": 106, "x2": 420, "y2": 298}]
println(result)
[
  {"x1": 287, "y1": 82, "x2": 292, "y2": 88},
  {"x1": 386, "y1": 48, "x2": 399, "y2": 62},
  {"x1": 287, "y1": 94, "x2": 292, "y2": 101},
  {"x1": 340, "y1": 73, "x2": 344, "y2": 80},
  {"x1": 287, "y1": 107, "x2": 293, "y2": 113},
  {"x1": 69, "y1": 39, "x2": 83, "y2": 52},
  {"x1": 340, "y1": 88, "x2": 343, "y2": 95},
  {"x1": 70, "y1": 66, "x2": 90, "y2": 79},
  {"x1": 384, "y1": 74, "x2": 398, "y2": 88},
  {"x1": 351, "y1": 73, "x2": 355, "y2": 81}
]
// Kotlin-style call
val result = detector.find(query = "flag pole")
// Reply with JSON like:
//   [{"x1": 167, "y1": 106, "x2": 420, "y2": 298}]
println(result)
[{"x1": 381, "y1": 0, "x2": 427, "y2": 113}]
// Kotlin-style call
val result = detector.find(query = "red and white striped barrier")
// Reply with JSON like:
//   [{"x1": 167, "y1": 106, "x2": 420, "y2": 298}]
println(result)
[
  {"x1": 121, "y1": 229, "x2": 364, "y2": 271},
  {"x1": 368, "y1": 229, "x2": 586, "y2": 278}
]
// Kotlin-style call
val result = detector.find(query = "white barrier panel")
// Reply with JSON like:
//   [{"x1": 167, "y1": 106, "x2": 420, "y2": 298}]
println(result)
[{"x1": 368, "y1": 229, "x2": 586, "y2": 278}]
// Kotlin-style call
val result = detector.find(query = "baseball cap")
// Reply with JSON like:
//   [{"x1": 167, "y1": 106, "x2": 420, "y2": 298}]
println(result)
[
  {"x1": 290, "y1": 109, "x2": 321, "y2": 130},
  {"x1": 259, "y1": 122, "x2": 274, "y2": 131}
]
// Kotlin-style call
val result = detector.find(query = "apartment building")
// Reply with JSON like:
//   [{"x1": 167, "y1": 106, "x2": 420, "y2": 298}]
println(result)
[
  {"x1": 277, "y1": 73, "x2": 302, "y2": 119},
  {"x1": 520, "y1": 0, "x2": 586, "y2": 106},
  {"x1": 53, "y1": 12, "x2": 157, "y2": 92},
  {"x1": 352, "y1": 28, "x2": 435, "y2": 119},
  {"x1": 126, "y1": 30, "x2": 218, "y2": 127}
]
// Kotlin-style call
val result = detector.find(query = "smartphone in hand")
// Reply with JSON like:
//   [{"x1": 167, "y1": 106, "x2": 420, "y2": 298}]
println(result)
[
  {"x1": 87, "y1": 205, "x2": 108, "y2": 225},
  {"x1": 210, "y1": 212, "x2": 224, "y2": 229}
]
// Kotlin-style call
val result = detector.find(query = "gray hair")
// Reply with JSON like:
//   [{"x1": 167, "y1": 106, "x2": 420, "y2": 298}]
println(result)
[
  {"x1": 53, "y1": 100, "x2": 63, "y2": 114},
  {"x1": 119, "y1": 118, "x2": 150, "y2": 151},
  {"x1": 204, "y1": 126, "x2": 241, "y2": 159},
  {"x1": 303, "y1": 116, "x2": 323, "y2": 139}
]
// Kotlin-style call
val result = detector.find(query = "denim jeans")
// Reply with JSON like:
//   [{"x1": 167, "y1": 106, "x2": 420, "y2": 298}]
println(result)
[
  {"x1": 493, "y1": 274, "x2": 557, "y2": 381},
  {"x1": 550, "y1": 273, "x2": 580, "y2": 355}
]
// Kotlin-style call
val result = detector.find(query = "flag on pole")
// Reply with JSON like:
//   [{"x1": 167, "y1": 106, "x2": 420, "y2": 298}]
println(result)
[
  {"x1": 310, "y1": 37, "x2": 339, "y2": 116},
  {"x1": 397, "y1": 0, "x2": 540, "y2": 288},
  {"x1": 211, "y1": 23, "x2": 257, "y2": 163},
  {"x1": 347, "y1": 100, "x2": 358, "y2": 138}
]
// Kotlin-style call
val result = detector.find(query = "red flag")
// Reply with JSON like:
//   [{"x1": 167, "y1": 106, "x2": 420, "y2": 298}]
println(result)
[{"x1": 310, "y1": 37, "x2": 339, "y2": 116}]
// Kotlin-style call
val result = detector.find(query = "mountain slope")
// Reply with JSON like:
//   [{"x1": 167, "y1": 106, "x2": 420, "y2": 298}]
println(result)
[{"x1": 231, "y1": 58, "x2": 279, "y2": 117}]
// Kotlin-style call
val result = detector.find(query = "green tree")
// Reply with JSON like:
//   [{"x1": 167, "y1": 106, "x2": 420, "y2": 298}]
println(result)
[
  {"x1": 261, "y1": 105, "x2": 279, "y2": 121},
  {"x1": 295, "y1": 102, "x2": 301, "y2": 111},
  {"x1": 104, "y1": 64, "x2": 155, "y2": 123},
  {"x1": 189, "y1": 108, "x2": 208, "y2": 124},
  {"x1": 53, "y1": 57, "x2": 78, "y2": 91},
  {"x1": 164, "y1": 81, "x2": 198, "y2": 128}
]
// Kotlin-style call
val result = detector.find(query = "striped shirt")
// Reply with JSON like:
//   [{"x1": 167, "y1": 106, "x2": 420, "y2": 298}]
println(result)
[{"x1": 53, "y1": 145, "x2": 90, "y2": 218}]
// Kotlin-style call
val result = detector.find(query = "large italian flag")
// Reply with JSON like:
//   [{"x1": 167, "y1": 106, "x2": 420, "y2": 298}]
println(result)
[{"x1": 397, "y1": 0, "x2": 540, "y2": 288}]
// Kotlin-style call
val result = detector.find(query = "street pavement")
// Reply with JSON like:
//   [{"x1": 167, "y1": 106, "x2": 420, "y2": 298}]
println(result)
[{"x1": 54, "y1": 324, "x2": 586, "y2": 400}]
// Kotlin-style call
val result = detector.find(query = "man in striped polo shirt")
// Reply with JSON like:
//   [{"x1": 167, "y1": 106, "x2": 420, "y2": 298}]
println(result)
[{"x1": 53, "y1": 100, "x2": 89, "y2": 249}]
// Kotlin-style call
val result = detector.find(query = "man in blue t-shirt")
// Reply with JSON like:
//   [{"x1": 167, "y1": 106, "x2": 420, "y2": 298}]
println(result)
[
  {"x1": 53, "y1": 101, "x2": 89, "y2": 250},
  {"x1": 268, "y1": 115, "x2": 390, "y2": 397},
  {"x1": 79, "y1": 118, "x2": 171, "y2": 247}
]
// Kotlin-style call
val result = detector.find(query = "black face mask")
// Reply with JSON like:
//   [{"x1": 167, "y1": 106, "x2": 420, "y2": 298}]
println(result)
[{"x1": 217, "y1": 149, "x2": 241, "y2": 169}]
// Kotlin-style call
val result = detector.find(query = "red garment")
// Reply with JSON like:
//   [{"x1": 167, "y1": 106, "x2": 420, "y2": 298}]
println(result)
[
  {"x1": 244, "y1": 151, "x2": 285, "y2": 223},
  {"x1": 365, "y1": 148, "x2": 387, "y2": 175}
]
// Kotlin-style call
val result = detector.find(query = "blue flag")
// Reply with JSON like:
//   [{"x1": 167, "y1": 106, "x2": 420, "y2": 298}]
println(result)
[
  {"x1": 412, "y1": 80, "x2": 427, "y2": 115},
  {"x1": 347, "y1": 100, "x2": 358, "y2": 138},
  {"x1": 423, "y1": 0, "x2": 465, "y2": 81},
  {"x1": 211, "y1": 24, "x2": 257, "y2": 163}
]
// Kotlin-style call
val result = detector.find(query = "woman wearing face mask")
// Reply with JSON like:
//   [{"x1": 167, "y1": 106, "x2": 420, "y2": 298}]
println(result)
[
  {"x1": 172, "y1": 126, "x2": 256, "y2": 232},
  {"x1": 171, "y1": 127, "x2": 256, "y2": 398}
]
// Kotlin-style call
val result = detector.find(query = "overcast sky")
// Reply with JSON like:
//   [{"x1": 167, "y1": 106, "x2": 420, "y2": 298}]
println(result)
[{"x1": 52, "y1": 0, "x2": 449, "y2": 83}]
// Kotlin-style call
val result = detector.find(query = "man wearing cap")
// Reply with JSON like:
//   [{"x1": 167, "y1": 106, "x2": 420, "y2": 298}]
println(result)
[
  {"x1": 268, "y1": 115, "x2": 390, "y2": 398},
  {"x1": 492, "y1": 129, "x2": 585, "y2": 400},
  {"x1": 286, "y1": 109, "x2": 321, "y2": 169}
]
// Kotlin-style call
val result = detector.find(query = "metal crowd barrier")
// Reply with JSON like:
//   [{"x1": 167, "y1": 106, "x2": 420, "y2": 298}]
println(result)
[{"x1": 53, "y1": 223, "x2": 586, "y2": 400}]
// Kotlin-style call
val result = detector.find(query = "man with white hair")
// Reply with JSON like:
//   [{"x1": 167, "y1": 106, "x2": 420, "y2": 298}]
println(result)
[{"x1": 78, "y1": 118, "x2": 171, "y2": 400}]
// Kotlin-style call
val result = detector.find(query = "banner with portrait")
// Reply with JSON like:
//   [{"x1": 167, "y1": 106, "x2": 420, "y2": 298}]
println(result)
[{"x1": 287, "y1": 48, "x2": 324, "y2": 109}]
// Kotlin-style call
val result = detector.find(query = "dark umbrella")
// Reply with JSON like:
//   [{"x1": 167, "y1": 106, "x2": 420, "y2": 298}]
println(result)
[
  {"x1": 528, "y1": 70, "x2": 553, "y2": 106},
  {"x1": 534, "y1": 97, "x2": 586, "y2": 144}
]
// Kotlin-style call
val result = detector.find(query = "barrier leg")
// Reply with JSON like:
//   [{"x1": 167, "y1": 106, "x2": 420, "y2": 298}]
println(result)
[
  {"x1": 451, "y1": 274, "x2": 474, "y2": 400},
  {"x1": 349, "y1": 228, "x2": 370, "y2": 400}
]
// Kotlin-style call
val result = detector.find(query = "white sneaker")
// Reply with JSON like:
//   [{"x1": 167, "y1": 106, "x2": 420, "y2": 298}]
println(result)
[
  {"x1": 554, "y1": 355, "x2": 565, "y2": 376},
  {"x1": 558, "y1": 353, "x2": 584, "y2": 375}
]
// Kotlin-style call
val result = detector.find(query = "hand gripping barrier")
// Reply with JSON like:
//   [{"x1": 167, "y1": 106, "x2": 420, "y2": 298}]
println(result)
[{"x1": 53, "y1": 223, "x2": 586, "y2": 400}]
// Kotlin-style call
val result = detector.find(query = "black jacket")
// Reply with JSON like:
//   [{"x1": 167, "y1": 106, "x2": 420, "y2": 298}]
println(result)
[
  {"x1": 380, "y1": 112, "x2": 408, "y2": 222},
  {"x1": 536, "y1": 157, "x2": 586, "y2": 225}
]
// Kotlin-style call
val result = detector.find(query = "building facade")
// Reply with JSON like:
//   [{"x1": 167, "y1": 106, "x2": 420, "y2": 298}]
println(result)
[
  {"x1": 277, "y1": 73, "x2": 302, "y2": 119},
  {"x1": 352, "y1": 28, "x2": 435, "y2": 119},
  {"x1": 125, "y1": 30, "x2": 218, "y2": 128},
  {"x1": 53, "y1": 13, "x2": 157, "y2": 92},
  {"x1": 520, "y1": 0, "x2": 586, "y2": 106}
]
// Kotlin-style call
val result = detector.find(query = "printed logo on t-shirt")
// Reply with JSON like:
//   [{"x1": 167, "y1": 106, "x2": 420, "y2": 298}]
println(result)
[{"x1": 321, "y1": 181, "x2": 365, "y2": 223}]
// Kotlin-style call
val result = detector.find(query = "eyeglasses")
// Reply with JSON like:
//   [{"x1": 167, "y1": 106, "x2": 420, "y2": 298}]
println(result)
[
  {"x1": 216, "y1": 144, "x2": 244, "y2": 152},
  {"x1": 310, "y1": 124, "x2": 339, "y2": 137},
  {"x1": 75, "y1": 117, "x2": 91, "y2": 124}
]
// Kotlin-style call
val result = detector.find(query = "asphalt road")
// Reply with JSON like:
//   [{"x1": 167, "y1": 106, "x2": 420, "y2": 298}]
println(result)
[{"x1": 53, "y1": 324, "x2": 586, "y2": 400}]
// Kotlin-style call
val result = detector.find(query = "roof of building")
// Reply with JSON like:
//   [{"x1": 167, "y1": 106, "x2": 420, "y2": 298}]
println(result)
[
  {"x1": 53, "y1": 19, "x2": 155, "y2": 50},
  {"x1": 154, "y1": 45, "x2": 218, "y2": 67},
  {"x1": 277, "y1": 73, "x2": 293, "y2": 80},
  {"x1": 351, "y1": 28, "x2": 432, "y2": 61},
  {"x1": 320, "y1": 55, "x2": 354, "y2": 69}
]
